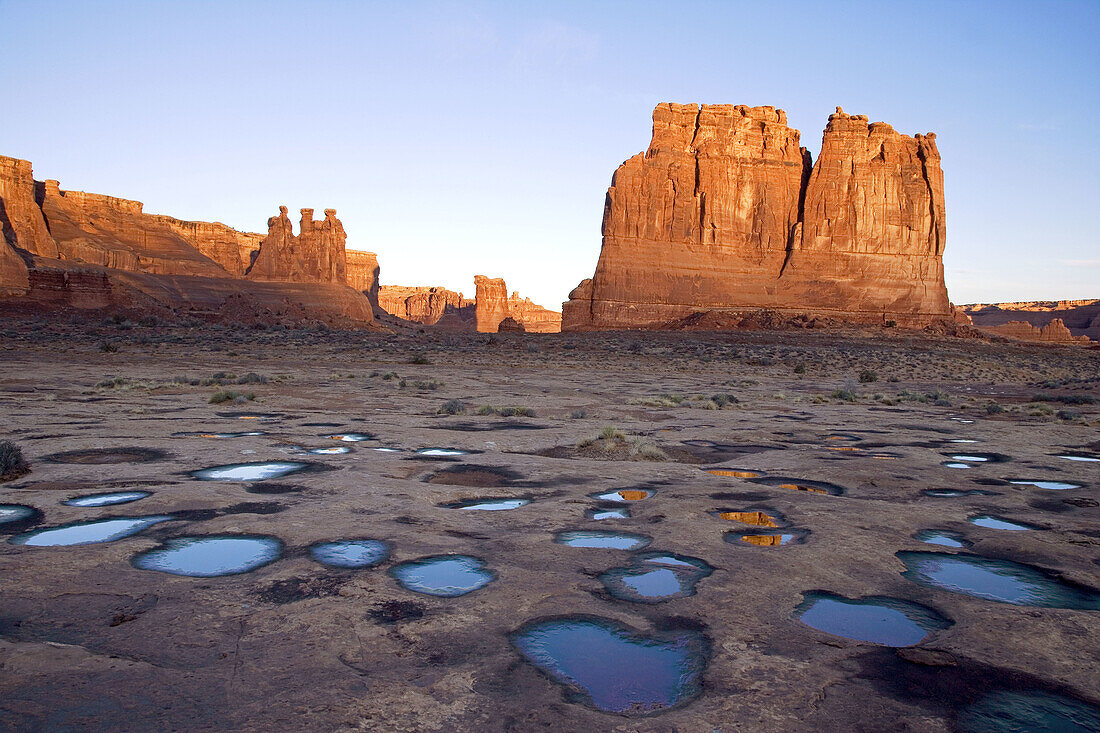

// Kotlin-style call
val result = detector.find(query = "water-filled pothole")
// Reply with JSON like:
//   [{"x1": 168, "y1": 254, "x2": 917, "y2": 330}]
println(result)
[
  {"x1": 132, "y1": 535, "x2": 283, "y2": 576},
  {"x1": 10, "y1": 516, "x2": 175, "y2": 546},
  {"x1": 703, "y1": 469, "x2": 764, "y2": 479},
  {"x1": 0, "y1": 504, "x2": 42, "y2": 532},
  {"x1": 389, "y1": 555, "x2": 494, "y2": 597},
  {"x1": 1056, "y1": 452, "x2": 1100, "y2": 463},
  {"x1": 62, "y1": 491, "x2": 151, "y2": 507},
  {"x1": 191, "y1": 461, "x2": 311, "y2": 481},
  {"x1": 968, "y1": 514, "x2": 1040, "y2": 531},
  {"x1": 749, "y1": 476, "x2": 845, "y2": 496},
  {"x1": 325, "y1": 433, "x2": 373, "y2": 442},
  {"x1": 724, "y1": 529, "x2": 807, "y2": 546},
  {"x1": 174, "y1": 431, "x2": 265, "y2": 438},
  {"x1": 44, "y1": 447, "x2": 168, "y2": 464},
  {"x1": 309, "y1": 446, "x2": 351, "y2": 455},
  {"x1": 914, "y1": 530, "x2": 971, "y2": 548},
  {"x1": 510, "y1": 616, "x2": 707, "y2": 715},
  {"x1": 794, "y1": 591, "x2": 952, "y2": 647},
  {"x1": 922, "y1": 489, "x2": 999, "y2": 498},
  {"x1": 217, "y1": 412, "x2": 282, "y2": 420},
  {"x1": 440, "y1": 498, "x2": 531, "y2": 511},
  {"x1": 958, "y1": 690, "x2": 1100, "y2": 733},
  {"x1": 941, "y1": 452, "x2": 1009, "y2": 464},
  {"x1": 1009, "y1": 479, "x2": 1083, "y2": 491},
  {"x1": 599, "y1": 552, "x2": 714, "y2": 603},
  {"x1": 711, "y1": 509, "x2": 786, "y2": 527},
  {"x1": 426, "y1": 465, "x2": 520, "y2": 487},
  {"x1": 554, "y1": 530, "x2": 651, "y2": 550},
  {"x1": 590, "y1": 489, "x2": 654, "y2": 503},
  {"x1": 896, "y1": 551, "x2": 1100, "y2": 608},
  {"x1": 310, "y1": 539, "x2": 389, "y2": 568},
  {"x1": 588, "y1": 507, "x2": 630, "y2": 520},
  {"x1": 416, "y1": 448, "x2": 471, "y2": 457}
]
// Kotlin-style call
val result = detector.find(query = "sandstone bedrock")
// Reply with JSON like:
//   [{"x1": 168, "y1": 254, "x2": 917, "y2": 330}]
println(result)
[{"x1": 563, "y1": 104, "x2": 952, "y2": 331}]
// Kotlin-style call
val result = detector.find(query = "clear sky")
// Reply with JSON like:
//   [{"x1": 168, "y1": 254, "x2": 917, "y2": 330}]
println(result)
[{"x1": 2, "y1": 0, "x2": 1097, "y2": 308}]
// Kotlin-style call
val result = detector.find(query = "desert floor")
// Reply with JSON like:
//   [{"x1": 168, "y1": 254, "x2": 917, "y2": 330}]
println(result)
[{"x1": 1, "y1": 319, "x2": 1098, "y2": 732}]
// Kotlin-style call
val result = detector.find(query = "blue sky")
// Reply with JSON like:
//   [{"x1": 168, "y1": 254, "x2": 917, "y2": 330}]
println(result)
[{"x1": 2, "y1": 0, "x2": 1097, "y2": 308}]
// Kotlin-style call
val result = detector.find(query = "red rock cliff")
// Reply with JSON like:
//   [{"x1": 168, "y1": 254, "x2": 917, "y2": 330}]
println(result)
[
  {"x1": 345, "y1": 250, "x2": 380, "y2": 307},
  {"x1": 378, "y1": 285, "x2": 472, "y2": 325},
  {"x1": 0, "y1": 156, "x2": 58, "y2": 259},
  {"x1": 475, "y1": 275, "x2": 561, "y2": 332},
  {"x1": 981, "y1": 318, "x2": 1091, "y2": 345},
  {"x1": 563, "y1": 104, "x2": 952, "y2": 330},
  {"x1": 961, "y1": 299, "x2": 1099, "y2": 342}
]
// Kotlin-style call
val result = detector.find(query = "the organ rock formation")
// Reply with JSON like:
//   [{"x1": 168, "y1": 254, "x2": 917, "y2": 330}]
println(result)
[
  {"x1": 563, "y1": 104, "x2": 951, "y2": 331},
  {"x1": 0, "y1": 155, "x2": 374, "y2": 326}
]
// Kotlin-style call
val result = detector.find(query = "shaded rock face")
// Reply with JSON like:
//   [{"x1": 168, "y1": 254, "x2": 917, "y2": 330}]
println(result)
[
  {"x1": 475, "y1": 275, "x2": 562, "y2": 333},
  {"x1": 247, "y1": 207, "x2": 348, "y2": 285},
  {"x1": 980, "y1": 318, "x2": 1092, "y2": 345},
  {"x1": 961, "y1": 299, "x2": 1100, "y2": 342},
  {"x1": 378, "y1": 285, "x2": 472, "y2": 325},
  {"x1": 563, "y1": 104, "x2": 951, "y2": 331},
  {"x1": 497, "y1": 316, "x2": 525, "y2": 332},
  {"x1": 150, "y1": 216, "x2": 263, "y2": 276},
  {"x1": 345, "y1": 250, "x2": 380, "y2": 307}
]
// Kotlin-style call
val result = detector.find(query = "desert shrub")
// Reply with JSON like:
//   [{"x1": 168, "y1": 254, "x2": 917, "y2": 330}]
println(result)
[
  {"x1": 209, "y1": 389, "x2": 255, "y2": 404},
  {"x1": 793, "y1": 363, "x2": 807, "y2": 374},
  {"x1": 710, "y1": 393, "x2": 739, "y2": 407},
  {"x1": 0, "y1": 440, "x2": 29, "y2": 481},
  {"x1": 476, "y1": 405, "x2": 495, "y2": 416},
  {"x1": 236, "y1": 372, "x2": 268, "y2": 385},
  {"x1": 138, "y1": 315, "x2": 159, "y2": 327},
  {"x1": 96, "y1": 377, "x2": 129, "y2": 389},
  {"x1": 858, "y1": 370, "x2": 879, "y2": 383},
  {"x1": 628, "y1": 438, "x2": 667, "y2": 461},
  {"x1": 98, "y1": 341, "x2": 119, "y2": 353},
  {"x1": 438, "y1": 400, "x2": 466, "y2": 415},
  {"x1": 412, "y1": 379, "x2": 442, "y2": 390},
  {"x1": 830, "y1": 389, "x2": 858, "y2": 402},
  {"x1": 985, "y1": 403, "x2": 1005, "y2": 414},
  {"x1": 408, "y1": 353, "x2": 431, "y2": 365},
  {"x1": 1057, "y1": 409, "x2": 1082, "y2": 421},
  {"x1": 884, "y1": 320, "x2": 897, "y2": 328},
  {"x1": 497, "y1": 406, "x2": 534, "y2": 417},
  {"x1": 569, "y1": 409, "x2": 587, "y2": 419},
  {"x1": 1033, "y1": 393, "x2": 1097, "y2": 405}
]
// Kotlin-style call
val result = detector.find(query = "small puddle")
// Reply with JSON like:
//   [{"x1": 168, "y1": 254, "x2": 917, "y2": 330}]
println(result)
[
  {"x1": 590, "y1": 489, "x2": 654, "y2": 503},
  {"x1": 600, "y1": 552, "x2": 714, "y2": 603},
  {"x1": 389, "y1": 555, "x2": 494, "y2": 597},
  {"x1": 326, "y1": 433, "x2": 373, "y2": 442},
  {"x1": 416, "y1": 448, "x2": 470, "y2": 457},
  {"x1": 588, "y1": 507, "x2": 630, "y2": 520},
  {"x1": 1056, "y1": 453, "x2": 1100, "y2": 463},
  {"x1": 914, "y1": 530, "x2": 971, "y2": 548},
  {"x1": 554, "y1": 530, "x2": 651, "y2": 550},
  {"x1": 510, "y1": 616, "x2": 707, "y2": 715},
  {"x1": 969, "y1": 514, "x2": 1040, "y2": 531},
  {"x1": 373, "y1": 447, "x2": 402, "y2": 453},
  {"x1": 750, "y1": 476, "x2": 845, "y2": 496},
  {"x1": 191, "y1": 461, "x2": 310, "y2": 481},
  {"x1": 309, "y1": 446, "x2": 351, "y2": 455},
  {"x1": 958, "y1": 690, "x2": 1100, "y2": 733},
  {"x1": 713, "y1": 510, "x2": 784, "y2": 528},
  {"x1": 704, "y1": 469, "x2": 763, "y2": 479},
  {"x1": 0, "y1": 504, "x2": 41, "y2": 529},
  {"x1": 132, "y1": 535, "x2": 283, "y2": 576},
  {"x1": 725, "y1": 529, "x2": 807, "y2": 546},
  {"x1": 1008, "y1": 479, "x2": 1083, "y2": 491},
  {"x1": 948, "y1": 439, "x2": 979, "y2": 444},
  {"x1": 922, "y1": 489, "x2": 999, "y2": 498},
  {"x1": 794, "y1": 592, "x2": 952, "y2": 647},
  {"x1": 310, "y1": 539, "x2": 390, "y2": 568},
  {"x1": 441, "y1": 498, "x2": 530, "y2": 511},
  {"x1": 896, "y1": 551, "x2": 1100, "y2": 608},
  {"x1": 175, "y1": 431, "x2": 265, "y2": 438},
  {"x1": 10, "y1": 516, "x2": 175, "y2": 546},
  {"x1": 62, "y1": 491, "x2": 151, "y2": 507}
]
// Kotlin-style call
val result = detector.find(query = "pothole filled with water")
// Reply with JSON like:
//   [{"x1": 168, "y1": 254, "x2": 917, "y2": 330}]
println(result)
[
  {"x1": 132, "y1": 535, "x2": 283, "y2": 576},
  {"x1": 794, "y1": 591, "x2": 952, "y2": 647},
  {"x1": 10, "y1": 515, "x2": 175, "y2": 546},
  {"x1": 896, "y1": 551, "x2": 1100, "y2": 608},
  {"x1": 1008, "y1": 479, "x2": 1083, "y2": 491},
  {"x1": 588, "y1": 507, "x2": 630, "y2": 520},
  {"x1": 309, "y1": 446, "x2": 351, "y2": 455},
  {"x1": 749, "y1": 476, "x2": 845, "y2": 496},
  {"x1": 923, "y1": 489, "x2": 999, "y2": 498},
  {"x1": 174, "y1": 431, "x2": 265, "y2": 438},
  {"x1": 589, "y1": 489, "x2": 654, "y2": 503},
  {"x1": 0, "y1": 504, "x2": 42, "y2": 532},
  {"x1": 968, "y1": 514, "x2": 1041, "y2": 531},
  {"x1": 191, "y1": 461, "x2": 311, "y2": 481},
  {"x1": 599, "y1": 552, "x2": 714, "y2": 603},
  {"x1": 914, "y1": 530, "x2": 971, "y2": 548},
  {"x1": 389, "y1": 555, "x2": 494, "y2": 597},
  {"x1": 510, "y1": 616, "x2": 708, "y2": 715},
  {"x1": 703, "y1": 469, "x2": 764, "y2": 479},
  {"x1": 62, "y1": 491, "x2": 151, "y2": 507},
  {"x1": 711, "y1": 509, "x2": 786, "y2": 528},
  {"x1": 325, "y1": 433, "x2": 373, "y2": 442},
  {"x1": 310, "y1": 539, "x2": 389, "y2": 568},
  {"x1": 554, "y1": 530, "x2": 651, "y2": 550},
  {"x1": 1056, "y1": 452, "x2": 1100, "y2": 463},
  {"x1": 958, "y1": 689, "x2": 1100, "y2": 733},
  {"x1": 416, "y1": 448, "x2": 472, "y2": 457},
  {"x1": 440, "y1": 498, "x2": 531, "y2": 511},
  {"x1": 941, "y1": 452, "x2": 1009, "y2": 465},
  {"x1": 44, "y1": 447, "x2": 168, "y2": 464},
  {"x1": 724, "y1": 529, "x2": 808, "y2": 546}
]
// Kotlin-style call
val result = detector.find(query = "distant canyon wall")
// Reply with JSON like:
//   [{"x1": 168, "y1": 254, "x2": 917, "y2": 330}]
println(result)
[
  {"x1": 961, "y1": 299, "x2": 1099, "y2": 343},
  {"x1": 377, "y1": 277, "x2": 561, "y2": 332},
  {"x1": 563, "y1": 104, "x2": 951, "y2": 331}
]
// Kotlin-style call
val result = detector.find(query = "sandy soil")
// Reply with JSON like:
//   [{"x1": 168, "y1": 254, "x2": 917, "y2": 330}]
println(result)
[{"x1": 0, "y1": 318, "x2": 1097, "y2": 732}]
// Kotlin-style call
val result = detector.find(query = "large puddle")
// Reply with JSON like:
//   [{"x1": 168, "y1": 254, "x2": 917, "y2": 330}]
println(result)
[
  {"x1": 794, "y1": 592, "x2": 951, "y2": 647},
  {"x1": 310, "y1": 539, "x2": 389, "y2": 568},
  {"x1": 10, "y1": 516, "x2": 175, "y2": 546},
  {"x1": 725, "y1": 529, "x2": 807, "y2": 546},
  {"x1": 389, "y1": 555, "x2": 494, "y2": 597},
  {"x1": 1057, "y1": 452, "x2": 1100, "y2": 463},
  {"x1": 132, "y1": 535, "x2": 283, "y2": 576},
  {"x1": 309, "y1": 446, "x2": 351, "y2": 455},
  {"x1": 703, "y1": 469, "x2": 764, "y2": 479},
  {"x1": 1009, "y1": 479, "x2": 1084, "y2": 491},
  {"x1": 441, "y1": 498, "x2": 530, "y2": 511},
  {"x1": 749, "y1": 476, "x2": 845, "y2": 496},
  {"x1": 713, "y1": 509, "x2": 785, "y2": 527},
  {"x1": 416, "y1": 448, "x2": 471, "y2": 457},
  {"x1": 191, "y1": 461, "x2": 311, "y2": 481},
  {"x1": 914, "y1": 530, "x2": 971, "y2": 548},
  {"x1": 62, "y1": 491, "x2": 151, "y2": 507},
  {"x1": 590, "y1": 489, "x2": 654, "y2": 503},
  {"x1": 511, "y1": 616, "x2": 707, "y2": 715},
  {"x1": 896, "y1": 551, "x2": 1100, "y2": 608},
  {"x1": 600, "y1": 552, "x2": 714, "y2": 603},
  {"x1": 958, "y1": 690, "x2": 1100, "y2": 733},
  {"x1": 554, "y1": 530, "x2": 651, "y2": 550},
  {"x1": 969, "y1": 514, "x2": 1040, "y2": 531}
]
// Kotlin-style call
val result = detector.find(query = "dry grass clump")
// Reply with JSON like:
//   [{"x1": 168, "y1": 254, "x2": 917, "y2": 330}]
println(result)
[
  {"x1": 209, "y1": 389, "x2": 256, "y2": 404},
  {"x1": 576, "y1": 426, "x2": 667, "y2": 461},
  {"x1": 0, "y1": 440, "x2": 30, "y2": 481},
  {"x1": 476, "y1": 405, "x2": 535, "y2": 417}
]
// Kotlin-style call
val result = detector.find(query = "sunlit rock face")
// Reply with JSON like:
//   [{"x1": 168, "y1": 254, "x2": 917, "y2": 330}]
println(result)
[
  {"x1": 563, "y1": 104, "x2": 952, "y2": 330},
  {"x1": 247, "y1": 207, "x2": 348, "y2": 284}
]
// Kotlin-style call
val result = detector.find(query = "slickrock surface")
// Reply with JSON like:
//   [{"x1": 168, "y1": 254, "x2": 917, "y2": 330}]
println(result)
[
  {"x1": 962, "y1": 299, "x2": 1100, "y2": 342},
  {"x1": 563, "y1": 105, "x2": 951, "y2": 331},
  {"x1": 345, "y1": 250, "x2": 380, "y2": 307},
  {"x1": 0, "y1": 323, "x2": 1097, "y2": 731}
]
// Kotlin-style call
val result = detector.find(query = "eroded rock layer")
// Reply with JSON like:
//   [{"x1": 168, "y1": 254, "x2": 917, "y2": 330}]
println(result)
[
  {"x1": 563, "y1": 105, "x2": 951, "y2": 330},
  {"x1": 962, "y1": 299, "x2": 1099, "y2": 342},
  {"x1": 345, "y1": 250, "x2": 380, "y2": 307},
  {"x1": 247, "y1": 207, "x2": 348, "y2": 284},
  {"x1": 378, "y1": 285, "x2": 472, "y2": 325},
  {"x1": 979, "y1": 318, "x2": 1091, "y2": 345}
]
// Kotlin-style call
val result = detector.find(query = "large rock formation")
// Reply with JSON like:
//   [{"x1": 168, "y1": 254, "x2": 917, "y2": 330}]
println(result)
[
  {"x1": 475, "y1": 276, "x2": 562, "y2": 333},
  {"x1": 961, "y1": 299, "x2": 1100, "y2": 342},
  {"x1": 563, "y1": 104, "x2": 951, "y2": 330},
  {"x1": 377, "y1": 277, "x2": 561, "y2": 332},
  {"x1": 345, "y1": 250, "x2": 380, "y2": 307},
  {"x1": 378, "y1": 285, "x2": 472, "y2": 325},
  {"x1": 247, "y1": 207, "x2": 348, "y2": 284},
  {"x1": 980, "y1": 318, "x2": 1091, "y2": 345},
  {"x1": 0, "y1": 155, "x2": 375, "y2": 326}
]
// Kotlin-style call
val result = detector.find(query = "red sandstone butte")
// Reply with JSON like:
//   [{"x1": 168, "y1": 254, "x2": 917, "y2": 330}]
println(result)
[
  {"x1": 961, "y1": 299, "x2": 1099, "y2": 343},
  {"x1": 378, "y1": 285, "x2": 473, "y2": 325},
  {"x1": 562, "y1": 104, "x2": 951, "y2": 331},
  {"x1": 247, "y1": 207, "x2": 348, "y2": 285},
  {"x1": 475, "y1": 276, "x2": 562, "y2": 333},
  {"x1": 378, "y1": 278, "x2": 561, "y2": 332}
]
